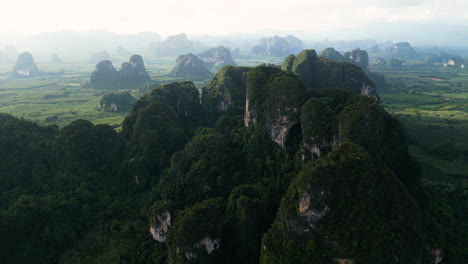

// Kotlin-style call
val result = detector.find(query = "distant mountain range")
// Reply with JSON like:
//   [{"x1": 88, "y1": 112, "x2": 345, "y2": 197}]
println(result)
[{"x1": 1, "y1": 22, "x2": 468, "y2": 62}]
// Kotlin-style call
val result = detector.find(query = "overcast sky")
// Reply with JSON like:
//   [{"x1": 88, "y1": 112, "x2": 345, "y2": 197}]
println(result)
[{"x1": 1, "y1": 0, "x2": 468, "y2": 37}]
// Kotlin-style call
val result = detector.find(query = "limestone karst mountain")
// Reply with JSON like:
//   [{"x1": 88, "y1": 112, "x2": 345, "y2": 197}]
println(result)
[
  {"x1": 11, "y1": 52, "x2": 40, "y2": 78},
  {"x1": 252, "y1": 35, "x2": 304, "y2": 57},
  {"x1": 155, "y1": 33, "x2": 205, "y2": 57},
  {"x1": 90, "y1": 55, "x2": 151, "y2": 89},
  {"x1": 197, "y1": 46, "x2": 237, "y2": 73},
  {"x1": 171, "y1": 53, "x2": 212, "y2": 80}
]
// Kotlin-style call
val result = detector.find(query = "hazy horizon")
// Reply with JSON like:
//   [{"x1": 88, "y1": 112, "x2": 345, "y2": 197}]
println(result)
[{"x1": 2, "y1": 0, "x2": 468, "y2": 37}]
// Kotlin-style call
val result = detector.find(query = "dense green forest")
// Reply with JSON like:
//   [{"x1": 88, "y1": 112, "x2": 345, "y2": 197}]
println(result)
[{"x1": 0, "y1": 49, "x2": 466, "y2": 264}]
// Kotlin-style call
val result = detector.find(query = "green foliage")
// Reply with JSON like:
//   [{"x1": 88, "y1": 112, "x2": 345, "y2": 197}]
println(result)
[
  {"x1": 281, "y1": 55, "x2": 296, "y2": 71},
  {"x1": 291, "y1": 49, "x2": 319, "y2": 89},
  {"x1": 167, "y1": 198, "x2": 225, "y2": 264},
  {"x1": 261, "y1": 143, "x2": 426, "y2": 263},
  {"x1": 318, "y1": 47, "x2": 345, "y2": 62},
  {"x1": 100, "y1": 91, "x2": 135, "y2": 112},
  {"x1": 202, "y1": 65, "x2": 250, "y2": 121}
]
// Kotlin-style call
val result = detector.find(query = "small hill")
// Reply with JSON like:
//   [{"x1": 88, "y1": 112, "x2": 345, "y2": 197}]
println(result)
[
  {"x1": 100, "y1": 91, "x2": 135, "y2": 112},
  {"x1": 252, "y1": 35, "x2": 303, "y2": 57},
  {"x1": 384, "y1": 42, "x2": 417, "y2": 60},
  {"x1": 11, "y1": 52, "x2": 40, "y2": 78},
  {"x1": 155, "y1": 33, "x2": 204, "y2": 57},
  {"x1": 90, "y1": 54, "x2": 151, "y2": 90},
  {"x1": 319, "y1": 47, "x2": 345, "y2": 62},
  {"x1": 197, "y1": 46, "x2": 237, "y2": 72},
  {"x1": 171, "y1": 53, "x2": 212, "y2": 80}
]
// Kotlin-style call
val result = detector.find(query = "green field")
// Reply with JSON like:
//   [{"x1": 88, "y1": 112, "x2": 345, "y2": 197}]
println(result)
[{"x1": 370, "y1": 63, "x2": 468, "y2": 181}]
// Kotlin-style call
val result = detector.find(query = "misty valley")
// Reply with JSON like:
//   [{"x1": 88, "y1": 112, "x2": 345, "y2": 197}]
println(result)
[{"x1": 0, "y1": 32, "x2": 467, "y2": 264}]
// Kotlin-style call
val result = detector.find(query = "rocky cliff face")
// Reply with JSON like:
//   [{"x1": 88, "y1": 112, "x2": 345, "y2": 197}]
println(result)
[
  {"x1": 202, "y1": 65, "x2": 250, "y2": 114},
  {"x1": 11, "y1": 52, "x2": 40, "y2": 78},
  {"x1": 260, "y1": 143, "x2": 430, "y2": 263},
  {"x1": 171, "y1": 53, "x2": 212, "y2": 80},
  {"x1": 197, "y1": 46, "x2": 237, "y2": 72},
  {"x1": 344, "y1": 48, "x2": 369, "y2": 70},
  {"x1": 150, "y1": 211, "x2": 172, "y2": 242},
  {"x1": 244, "y1": 67, "x2": 306, "y2": 149}
]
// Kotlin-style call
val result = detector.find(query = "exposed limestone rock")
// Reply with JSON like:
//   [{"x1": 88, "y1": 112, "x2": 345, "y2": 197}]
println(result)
[
  {"x1": 197, "y1": 46, "x2": 237, "y2": 72},
  {"x1": 298, "y1": 190, "x2": 330, "y2": 230},
  {"x1": 178, "y1": 236, "x2": 221, "y2": 261},
  {"x1": 100, "y1": 91, "x2": 135, "y2": 112},
  {"x1": 268, "y1": 114, "x2": 297, "y2": 149},
  {"x1": 12, "y1": 52, "x2": 40, "y2": 78},
  {"x1": 149, "y1": 211, "x2": 172, "y2": 242},
  {"x1": 202, "y1": 65, "x2": 250, "y2": 113},
  {"x1": 303, "y1": 134, "x2": 340, "y2": 158},
  {"x1": 334, "y1": 259, "x2": 354, "y2": 264},
  {"x1": 343, "y1": 48, "x2": 368, "y2": 69},
  {"x1": 429, "y1": 248, "x2": 444, "y2": 264},
  {"x1": 244, "y1": 67, "x2": 306, "y2": 149}
]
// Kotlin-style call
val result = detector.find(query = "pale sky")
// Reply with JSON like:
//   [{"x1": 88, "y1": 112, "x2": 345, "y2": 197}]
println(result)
[{"x1": 2, "y1": 0, "x2": 468, "y2": 36}]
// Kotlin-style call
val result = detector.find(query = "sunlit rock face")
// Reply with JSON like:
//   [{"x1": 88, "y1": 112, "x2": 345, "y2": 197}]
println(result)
[
  {"x1": 244, "y1": 66, "x2": 306, "y2": 149},
  {"x1": 197, "y1": 46, "x2": 237, "y2": 72},
  {"x1": 149, "y1": 211, "x2": 172, "y2": 242},
  {"x1": 11, "y1": 52, "x2": 40, "y2": 78},
  {"x1": 171, "y1": 53, "x2": 211, "y2": 80}
]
